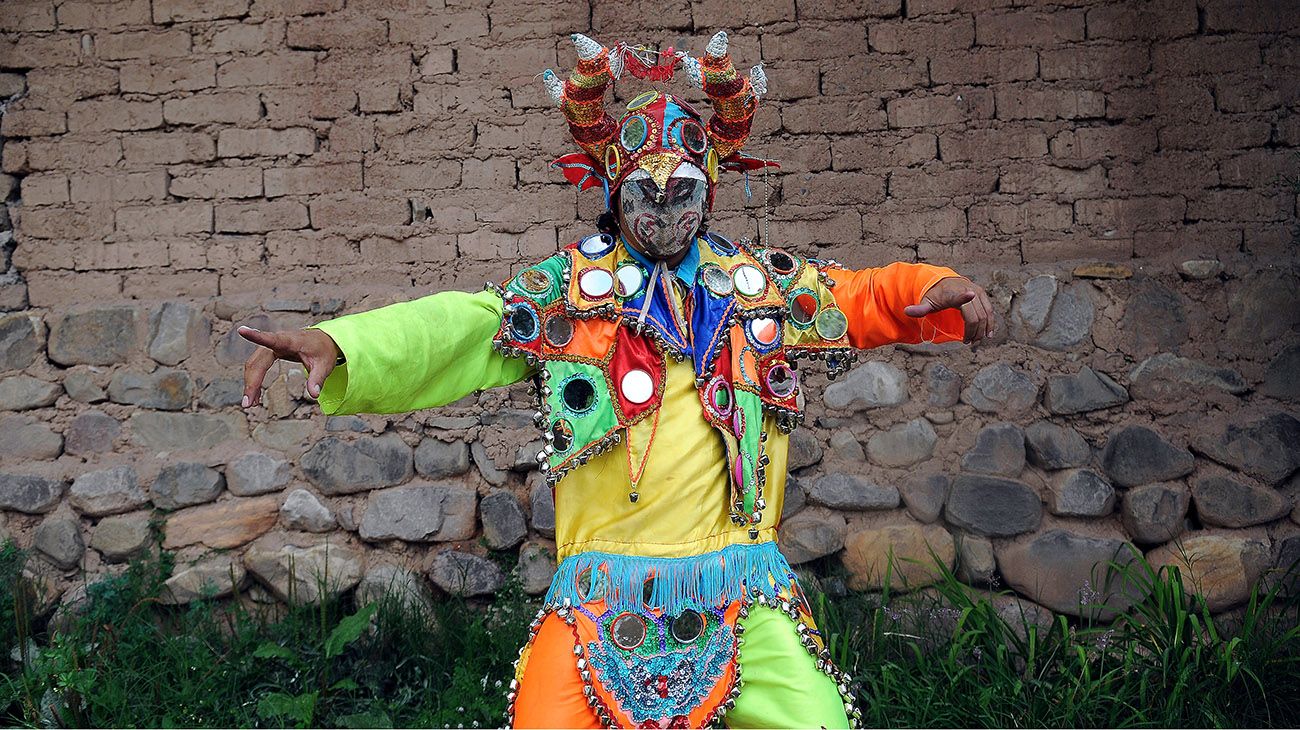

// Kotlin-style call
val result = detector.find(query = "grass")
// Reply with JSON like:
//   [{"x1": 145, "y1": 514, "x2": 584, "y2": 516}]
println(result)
[{"x1": 1, "y1": 540, "x2": 1297, "y2": 728}]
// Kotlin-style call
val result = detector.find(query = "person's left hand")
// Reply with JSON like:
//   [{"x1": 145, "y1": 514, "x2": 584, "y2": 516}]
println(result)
[{"x1": 903, "y1": 276, "x2": 996, "y2": 344}]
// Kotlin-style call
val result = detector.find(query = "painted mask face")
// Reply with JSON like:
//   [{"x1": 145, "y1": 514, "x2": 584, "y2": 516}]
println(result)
[{"x1": 618, "y1": 169, "x2": 708, "y2": 260}]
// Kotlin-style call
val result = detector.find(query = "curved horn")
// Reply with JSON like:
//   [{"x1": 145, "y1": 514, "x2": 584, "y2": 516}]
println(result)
[
  {"x1": 556, "y1": 33, "x2": 618, "y2": 161},
  {"x1": 699, "y1": 30, "x2": 760, "y2": 160}
]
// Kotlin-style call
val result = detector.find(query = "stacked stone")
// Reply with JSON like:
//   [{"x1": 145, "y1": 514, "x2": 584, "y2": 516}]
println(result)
[{"x1": 0, "y1": 0, "x2": 1297, "y2": 620}]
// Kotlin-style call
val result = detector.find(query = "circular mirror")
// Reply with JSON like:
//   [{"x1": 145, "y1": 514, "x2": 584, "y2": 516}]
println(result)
[
  {"x1": 604, "y1": 145, "x2": 621, "y2": 181},
  {"x1": 551, "y1": 419, "x2": 573, "y2": 452},
  {"x1": 732, "y1": 264, "x2": 767, "y2": 298},
  {"x1": 766, "y1": 364, "x2": 797, "y2": 398},
  {"x1": 578, "y1": 233, "x2": 615, "y2": 258},
  {"x1": 707, "y1": 377, "x2": 733, "y2": 417},
  {"x1": 680, "y1": 120, "x2": 707, "y2": 154},
  {"x1": 518, "y1": 268, "x2": 551, "y2": 294},
  {"x1": 747, "y1": 317, "x2": 780, "y2": 347},
  {"x1": 620, "y1": 369, "x2": 654, "y2": 405},
  {"x1": 545, "y1": 316, "x2": 574, "y2": 347},
  {"x1": 614, "y1": 263, "x2": 645, "y2": 298},
  {"x1": 611, "y1": 613, "x2": 647, "y2": 650},
  {"x1": 789, "y1": 291, "x2": 818, "y2": 327},
  {"x1": 578, "y1": 268, "x2": 614, "y2": 299},
  {"x1": 562, "y1": 377, "x2": 596, "y2": 414},
  {"x1": 701, "y1": 265, "x2": 733, "y2": 297},
  {"x1": 767, "y1": 250, "x2": 796, "y2": 275},
  {"x1": 670, "y1": 609, "x2": 704, "y2": 643},
  {"x1": 815, "y1": 308, "x2": 849, "y2": 340},
  {"x1": 626, "y1": 90, "x2": 658, "y2": 110},
  {"x1": 620, "y1": 115, "x2": 648, "y2": 152},
  {"x1": 507, "y1": 305, "x2": 539, "y2": 341}
]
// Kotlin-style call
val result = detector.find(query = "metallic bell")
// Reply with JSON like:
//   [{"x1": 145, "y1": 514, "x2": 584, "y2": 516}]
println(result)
[{"x1": 629, "y1": 491, "x2": 639, "y2": 503}]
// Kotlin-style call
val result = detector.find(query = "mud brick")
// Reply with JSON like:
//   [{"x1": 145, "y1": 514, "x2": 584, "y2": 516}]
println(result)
[
  {"x1": 24, "y1": 135, "x2": 124, "y2": 170},
  {"x1": 24, "y1": 67, "x2": 120, "y2": 106},
  {"x1": 832, "y1": 132, "x2": 936, "y2": 171},
  {"x1": 1158, "y1": 120, "x2": 1272, "y2": 151},
  {"x1": 999, "y1": 164, "x2": 1106, "y2": 197},
  {"x1": 1048, "y1": 125, "x2": 1158, "y2": 161},
  {"x1": 19, "y1": 173, "x2": 69, "y2": 206},
  {"x1": 263, "y1": 163, "x2": 362, "y2": 197},
  {"x1": 215, "y1": 201, "x2": 309, "y2": 233},
  {"x1": 784, "y1": 98, "x2": 889, "y2": 134},
  {"x1": 939, "y1": 127, "x2": 1049, "y2": 163},
  {"x1": 863, "y1": 202, "x2": 966, "y2": 239},
  {"x1": 693, "y1": 0, "x2": 795, "y2": 26},
  {"x1": 359, "y1": 234, "x2": 456, "y2": 263},
  {"x1": 249, "y1": 0, "x2": 342, "y2": 15},
  {"x1": 869, "y1": 16, "x2": 974, "y2": 53},
  {"x1": 889, "y1": 167, "x2": 998, "y2": 199},
  {"x1": 592, "y1": 1, "x2": 693, "y2": 33},
  {"x1": 56, "y1": 0, "x2": 151, "y2": 29},
  {"x1": 1186, "y1": 191, "x2": 1292, "y2": 223},
  {"x1": 308, "y1": 195, "x2": 411, "y2": 228},
  {"x1": 266, "y1": 230, "x2": 358, "y2": 266},
  {"x1": 1218, "y1": 149, "x2": 1300, "y2": 188},
  {"x1": 969, "y1": 200, "x2": 1073, "y2": 235},
  {"x1": 2, "y1": 144, "x2": 29, "y2": 174},
  {"x1": 1153, "y1": 78, "x2": 1216, "y2": 121},
  {"x1": 67, "y1": 99, "x2": 162, "y2": 132},
  {"x1": 169, "y1": 168, "x2": 263, "y2": 199},
  {"x1": 358, "y1": 83, "x2": 402, "y2": 113},
  {"x1": 162, "y1": 92, "x2": 261, "y2": 125},
  {"x1": 930, "y1": 48, "x2": 1037, "y2": 85},
  {"x1": 217, "y1": 128, "x2": 316, "y2": 158},
  {"x1": 119, "y1": 59, "x2": 216, "y2": 94},
  {"x1": 822, "y1": 56, "x2": 926, "y2": 95},
  {"x1": 1263, "y1": 37, "x2": 1300, "y2": 68},
  {"x1": 217, "y1": 52, "x2": 316, "y2": 87},
  {"x1": 287, "y1": 15, "x2": 386, "y2": 49},
  {"x1": 1152, "y1": 37, "x2": 1262, "y2": 76},
  {"x1": 1107, "y1": 152, "x2": 1218, "y2": 194},
  {"x1": 26, "y1": 271, "x2": 121, "y2": 308},
  {"x1": 16, "y1": 205, "x2": 114, "y2": 240},
  {"x1": 1085, "y1": 0, "x2": 1198, "y2": 40},
  {"x1": 994, "y1": 86, "x2": 1104, "y2": 121},
  {"x1": 769, "y1": 24, "x2": 869, "y2": 61},
  {"x1": 1074, "y1": 196, "x2": 1186, "y2": 232},
  {"x1": 0, "y1": 109, "x2": 66, "y2": 137},
  {"x1": 1040, "y1": 44, "x2": 1150, "y2": 80},
  {"x1": 19, "y1": 239, "x2": 170, "y2": 271},
  {"x1": 122, "y1": 132, "x2": 216, "y2": 164},
  {"x1": 364, "y1": 162, "x2": 462, "y2": 191},
  {"x1": 909, "y1": 0, "x2": 1009, "y2": 15},
  {"x1": 457, "y1": 41, "x2": 557, "y2": 80},
  {"x1": 0, "y1": 34, "x2": 83, "y2": 67},
  {"x1": 797, "y1": 0, "x2": 899, "y2": 18},
  {"x1": 261, "y1": 86, "x2": 357, "y2": 123},
  {"x1": 1214, "y1": 71, "x2": 1300, "y2": 114},
  {"x1": 95, "y1": 29, "x2": 192, "y2": 60},
  {"x1": 975, "y1": 9, "x2": 1084, "y2": 46},
  {"x1": 488, "y1": 1, "x2": 590, "y2": 42},
  {"x1": 154, "y1": 0, "x2": 251, "y2": 23},
  {"x1": 460, "y1": 158, "x2": 517, "y2": 189},
  {"x1": 123, "y1": 270, "x2": 218, "y2": 299},
  {"x1": 205, "y1": 20, "x2": 287, "y2": 53},
  {"x1": 70, "y1": 171, "x2": 168, "y2": 202},
  {"x1": 385, "y1": 9, "x2": 490, "y2": 46},
  {"x1": 115, "y1": 202, "x2": 213, "y2": 236},
  {"x1": 1021, "y1": 233, "x2": 1134, "y2": 263},
  {"x1": 887, "y1": 89, "x2": 994, "y2": 128},
  {"x1": 325, "y1": 116, "x2": 375, "y2": 153},
  {"x1": 0, "y1": 0, "x2": 57, "y2": 32},
  {"x1": 418, "y1": 47, "x2": 454, "y2": 77},
  {"x1": 1202, "y1": 0, "x2": 1300, "y2": 33}
]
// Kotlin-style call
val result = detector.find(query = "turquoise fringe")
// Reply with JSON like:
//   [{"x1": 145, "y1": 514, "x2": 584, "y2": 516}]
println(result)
[{"x1": 545, "y1": 541, "x2": 797, "y2": 615}]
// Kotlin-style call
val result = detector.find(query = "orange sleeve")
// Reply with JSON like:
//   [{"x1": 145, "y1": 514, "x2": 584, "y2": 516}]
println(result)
[{"x1": 825, "y1": 262, "x2": 968, "y2": 350}]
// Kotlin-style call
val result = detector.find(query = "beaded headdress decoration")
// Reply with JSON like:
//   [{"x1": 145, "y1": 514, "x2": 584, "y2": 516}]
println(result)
[{"x1": 541, "y1": 31, "x2": 777, "y2": 210}]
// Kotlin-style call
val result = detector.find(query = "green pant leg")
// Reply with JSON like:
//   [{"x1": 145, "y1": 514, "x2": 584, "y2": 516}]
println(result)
[{"x1": 726, "y1": 607, "x2": 850, "y2": 729}]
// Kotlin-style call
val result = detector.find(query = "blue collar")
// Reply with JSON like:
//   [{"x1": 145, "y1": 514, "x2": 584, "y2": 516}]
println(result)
[{"x1": 621, "y1": 235, "x2": 701, "y2": 288}]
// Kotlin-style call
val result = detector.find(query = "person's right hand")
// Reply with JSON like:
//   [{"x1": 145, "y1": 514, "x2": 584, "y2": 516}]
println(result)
[{"x1": 238, "y1": 326, "x2": 341, "y2": 408}]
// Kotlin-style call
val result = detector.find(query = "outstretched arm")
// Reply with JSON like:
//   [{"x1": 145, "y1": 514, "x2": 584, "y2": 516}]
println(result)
[
  {"x1": 239, "y1": 289, "x2": 533, "y2": 416},
  {"x1": 826, "y1": 262, "x2": 995, "y2": 349}
]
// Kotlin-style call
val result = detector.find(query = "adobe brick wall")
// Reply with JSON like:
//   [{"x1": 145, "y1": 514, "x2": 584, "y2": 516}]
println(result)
[{"x1": 0, "y1": 0, "x2": 1297, "y2": 619}]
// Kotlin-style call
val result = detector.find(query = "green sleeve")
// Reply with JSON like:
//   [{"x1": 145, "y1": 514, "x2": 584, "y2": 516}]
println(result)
[{"x1": 308, "y1": 289, "x2": 534, "y2": 416}]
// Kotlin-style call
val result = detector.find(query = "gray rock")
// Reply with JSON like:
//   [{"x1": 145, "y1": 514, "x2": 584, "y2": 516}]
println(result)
[
  {"x1": 529, "y1": 477, "x2": 555, "y2": 538},
  {"x1": 1261, "y1": 345, "x2": 1300, "y2": 401},
  {"x1": 198, "y1": 377, "x2": 243, "y2": 408},
  {"x1": 280, "y1": 488, "x2": 335, "y2": 532},
  {"x1": 1024, "y1": 421, "x2": 1091, "y2": 470},
  {"x1": 1010, "y1": 275, "x2": 1094, "y2": 350},
  {"x1": 48, "y1": 307, "x2": 137, "y2": 365},
  {"x1": 325, "y1": 415, "x2": 368, "y2": 432},
  {"x1": 481, "y1": 490, "x2": 527, "y2": 550},
  {"x1": 0, "y1": 313, "x2": 40, "y2": 371},
  {"x1": 955, "y1": 534, "x2": 996, "y2": 585},
  {"x1": 1101, "y1": 425, "x2": 1195, "y2": 487},
  {"x1": 1190, "y1": 474, "x2": 1288, "y2": 528},
  {"x1": 828, "y1": 431, "x2": 866, "y2": 462},
  {"x1": 0, "y1": 473, "x2": 65, "y2": 513},
  {"x1": 926, "y1": 361, "x2": 961, "y2": 408},
  {"x1": 823, "y1": 361, "x2": 908, "y2": 411},
  {"x1": 428, "y1": 550, "x2": 504, "y2": 597},
  {"x1": 960, "y1": 422, "x2": 1025, "y2": 476},
  {"x1": 1177, "y1": 259, "x2": 1223, "y2": 279},
  {"x1": 129, "y1": 412, "x2": 244, "y2": 450},
  {"x1": 160, "y1": 557, "x2": 246, "y2": 604},
  {"x1": 1191, "y1": 413, "x2": 1300, "y2": 486},
  {"x1": 809, "y1": 473, "x2": 900, "y2": 510},
  {"x1": 215, "y1": 314, "x2": 271, "y2": 366},
  {"x1": 65, "y1": 411, "x2": 120, "y2": 455},
  {"x1": 0, "y1": 376, "x2": 60, "y2": 410},
  {"x1": 148, "y1": 302, "x2": 202, "y2": 366},
  {"x1": 35, "y1": 518, "x2": 84, "y2": 570},
  {"x1": 781, "y1": 475, "x2": 807, "y2": 519},
  {"x1": 1121, "y1": 482, "x2": 1189, "y2": 544},
  {"x1": 359, "y1": 482, "x2": 477, "y2": 542},
  {"x1": 867, "y1": 418, "x2": 938, "y2": 468},
  {"x1": 0, "y1": 415, "x2": 62, "y2": 459},
  {"x1": 516, "y1": 541, "x2": 557, "y2": 595},
  {"x1": 1045, "y1": 366, "x2": 1128, "y2": 415},
  {"x1": 90, "y1": 511, "x2": 152, "y2": 562},
  {"x1": 470, "y1": 440, "x2": 508, "y2": 486},
  {"x1": 512, "y1": 438, "x2": 545, "y2": 471},
  {"x1": 225, "y1": 452, "x2": 291, "y2": 496},
  {"x1": 244, "y1": 542, "x2": 364, "y2": 605},
  {"x1": 1120, "y1": 280, "x2": 1189, "y2": 354},
  {"x1": 301, "y1": 433, "x2": 414, "y2": 495},
  {"x1": 996, "y1": 529, "x2": 1140, "y2": 618},
  {"x1": 414, "y1": 438, "x2": 470, "y2": 478},
  {"x1": 945, "y1": 474, "x2": 1042, "y2": 537},
  {"x1": 63, "y1": 369, "x2": 106, "y2": 403},
  {"x1": 898, "y1": 472, "x2": 949, "y2": 523},
  {"x1": 787, "y1": 429, "x2": 823, "y2": 471},
  {"x1": 777, "y1": 508, "x2": 847, "y2": 564},
  {"x1": 1129, "y1": 353, "x2": 1248, "y2": 400},
  {"x1": 1049, "y1": 469, "x2": 1115, "y2": 517},
  {"x1": 252, "y1": 421, "x2": 316, "y2": 452},
  {"x1": 962, "y1": 364, "x2": 1039, "y2": 414},
  {"x1": 69, "y1": 466, "x2": 148, "y2": 516},
  {"x1": 150, "y1": 463, "x2": 225, "y2": 510},
  {"x1": 356, "y1": 564, "x2": 435, "y2": 613},
  {"x1": 107, "y1": 368, "x2": 193, "y2": 411},
  {"x1": 1227, "y1": 271, "x2": 1300, "y2": 345}
]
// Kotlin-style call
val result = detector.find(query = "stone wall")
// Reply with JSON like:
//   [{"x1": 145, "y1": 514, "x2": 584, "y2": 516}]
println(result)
[{"x1": 0, "y1": 0, "x2": 1297, "y2": 621}]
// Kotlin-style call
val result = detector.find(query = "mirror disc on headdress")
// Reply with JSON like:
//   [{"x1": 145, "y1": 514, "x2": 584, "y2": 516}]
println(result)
[
  {"x1": 579, "y1": 268, "x2": 614, "y2": 298},
  {"x1": 611, "y1": 613, "x2": 647, "y2": 649},
  {"x1": 544, "y1": 316, "x2": 573, "y2": 347},
  {"x1": 518, "y1": 267, "x2": 552, "y2": 294},
  {"x1": 614, "y1": 263, "x2": 645, "y2": 298},
  {"x1": 604, "y1": 145, "x2": 621, "y2": 181},
  {"x1": 670, "y1": 610, "x2": 704, "y2": 643},
  {"x1": 705, "y1": 148, "x2": 719, "y2": 182},
  {"x1": 681, "y1": 120, "x2": 707, "y2": 154},
  {"x1": 815, "y1": 307, "x2": 849, "y2": 340},
  {"x1": 626, "y1": 91, "x2": 658, "y2": 111},
  {"x1": 620, "y1": 115, "x2": 648, "y2": 153},
  {"x1": 732, "y1": 264, "x2": 767, "y2": 298}
]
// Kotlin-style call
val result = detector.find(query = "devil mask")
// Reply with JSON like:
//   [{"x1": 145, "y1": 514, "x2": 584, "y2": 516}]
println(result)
[{"x1": 618, "y1": 165, "x2": 708, "y2": 260}]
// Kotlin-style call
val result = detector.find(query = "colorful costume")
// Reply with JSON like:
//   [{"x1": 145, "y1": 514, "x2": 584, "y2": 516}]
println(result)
[{"x1": 311, "y1": 32, "x2": 969, "y2": 729}]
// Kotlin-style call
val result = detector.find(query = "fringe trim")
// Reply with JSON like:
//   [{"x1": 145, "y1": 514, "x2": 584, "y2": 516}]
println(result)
[{"x1": 545, "y1": 541, "x2": 796, "y2": 615}]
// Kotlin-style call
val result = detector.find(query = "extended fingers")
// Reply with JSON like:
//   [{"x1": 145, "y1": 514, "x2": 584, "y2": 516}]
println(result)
[
  {"x1": 302, "y1": 354, "x2": 335, "y2": 400},
  {"x1": 242, "y1": 346, "x2": 278, "y2": 408}
]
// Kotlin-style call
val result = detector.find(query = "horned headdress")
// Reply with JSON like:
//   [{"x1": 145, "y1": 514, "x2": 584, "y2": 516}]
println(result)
[{"x1": 542, "y1": 31, "x2": 777, "y2": 209}]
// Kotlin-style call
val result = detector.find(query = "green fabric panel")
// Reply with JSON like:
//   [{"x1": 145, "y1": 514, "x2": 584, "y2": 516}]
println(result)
[
  {"x1": 310, "y1": 289, "x2": 533, "y2": 416},
  {"x1": 505, "y1": 254, "x2": 567, "y2": 306},
  {"x1": 735, "y1": 389, "x2": 764, "y2": 515},
  {"x1": 544, "y1": 360, "x2": 618, "y2": 467},
  {"x1": 727, "y1": 607, "x2": 850, "y2": 729}
]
